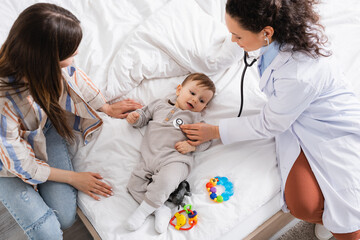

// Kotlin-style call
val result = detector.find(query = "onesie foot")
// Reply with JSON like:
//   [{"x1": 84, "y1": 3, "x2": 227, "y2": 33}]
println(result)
[
  {"x1": 125, "y1": 201, "x2": 156, "y2": 231},
  {"x1": 154, "y1": 205, "x2": 172, "y2": 233}
]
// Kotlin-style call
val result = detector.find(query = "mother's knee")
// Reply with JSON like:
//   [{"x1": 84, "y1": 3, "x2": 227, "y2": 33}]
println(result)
[
  {"x1": 51, "y1": 197, "x2": 77, "y2": 229},
  {"x1": 55, "y1": 208, "x2": 77, "y2": 230}
]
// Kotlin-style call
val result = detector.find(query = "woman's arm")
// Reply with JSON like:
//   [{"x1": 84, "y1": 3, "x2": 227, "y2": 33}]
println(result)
[
  {"x1": 180, "y1": 123, "x2": 220, "y2": 146},
  {"x1": 48, "y1": 167, "x2": 113, "y2": 201},
  {"x1": 1, "y1": 116, "x2": 112, "y2": 201},
  {"x1": 70, "y1": 66, "x2": 142, "y2": 118},
  {"x1": 99, "y1": 99, "x2": 143, "y2": 119}
]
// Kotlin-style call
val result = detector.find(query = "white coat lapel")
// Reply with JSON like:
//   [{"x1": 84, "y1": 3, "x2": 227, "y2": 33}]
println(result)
[{"x1": 259, "y1": 51, "x2": 293, "y2": 91}]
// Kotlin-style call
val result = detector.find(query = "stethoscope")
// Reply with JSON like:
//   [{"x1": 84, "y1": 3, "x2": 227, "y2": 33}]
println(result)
[
  {"x1": 238, "y1": 51, "x2": 258, "y2": 117},
  {"x1": 237, "y1": 34, "x2": 270, "y2": 117},
  {"x1": 173, "y1": 118, "x2": 184, "y2": 129}
]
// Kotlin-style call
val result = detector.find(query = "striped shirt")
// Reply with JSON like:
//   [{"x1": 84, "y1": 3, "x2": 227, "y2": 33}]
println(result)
[{"x1": 0, "y1": 64, "x2": 107, "y2": 185}]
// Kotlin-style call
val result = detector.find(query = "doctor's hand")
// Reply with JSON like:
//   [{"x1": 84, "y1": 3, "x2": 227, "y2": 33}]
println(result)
[
  {"x1": 180, "y1": 123, "x2": 220, "y2": 146},
  {"x1": 126, "y1": 111, "x2": 140, "y2": 124},
  {"x1": 100, "y1": 99, "x2": 143, "y2": 119}
]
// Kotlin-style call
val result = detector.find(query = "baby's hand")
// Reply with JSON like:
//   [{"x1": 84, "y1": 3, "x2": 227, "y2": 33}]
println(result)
[
  {"x1": 175, "y1": 141, "x2": 196, "y2": 154},
  {"x1": 126, "y1": 111, "x2": 140, "y2": 124}
]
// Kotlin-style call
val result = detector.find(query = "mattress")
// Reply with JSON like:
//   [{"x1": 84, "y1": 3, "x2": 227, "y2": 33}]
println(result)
[
  {"x1": 1, "y1": 0, "x2": 359, "y2": 239},
  {"x1": 72, "y1": 113, "x2": 281, "y2": 240},
  {"x1": 224, "y1": 193, "x2": 282, "y2": 239}
]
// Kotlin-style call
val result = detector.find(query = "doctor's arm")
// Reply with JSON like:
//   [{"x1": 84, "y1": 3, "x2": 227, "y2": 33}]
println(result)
[
  {"x1": 182, "y1": 78, "x2": 318, "y2": 146},
  {"x1": 219, "y1": 78, "x2": 318, "y2": 145}
]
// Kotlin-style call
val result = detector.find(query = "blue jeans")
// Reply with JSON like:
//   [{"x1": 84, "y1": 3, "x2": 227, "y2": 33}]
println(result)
[{"x1": 0, "y1": 121, "x2": 77, "y2": 240}]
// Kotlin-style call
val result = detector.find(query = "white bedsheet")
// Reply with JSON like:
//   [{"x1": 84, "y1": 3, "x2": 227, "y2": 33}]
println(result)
[{"x1": 1, "y1": 0, "x2": 359, "y2": 239}]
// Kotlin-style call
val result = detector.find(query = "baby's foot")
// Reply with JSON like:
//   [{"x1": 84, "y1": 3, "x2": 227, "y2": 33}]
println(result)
[
  {"x1": 125, "y1": 201, "x2": 156, "y2": 231},
  {"x1": 154, "y1": 205, "x2": 172, "y2": 233}
]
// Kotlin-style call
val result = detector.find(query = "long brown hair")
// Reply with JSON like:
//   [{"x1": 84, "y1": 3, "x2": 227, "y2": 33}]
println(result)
[
  {"x1": 0, "y1": 3, "x2": 83, "y2": 140},
  {"x1": 226, "y1": 0, "x2": 331, "y2": 58}
]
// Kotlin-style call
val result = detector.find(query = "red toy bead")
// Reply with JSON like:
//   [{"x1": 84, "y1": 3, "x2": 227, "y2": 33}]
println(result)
[{"x1": 206, "y1": 182, "x2": 213, "y2": 188}]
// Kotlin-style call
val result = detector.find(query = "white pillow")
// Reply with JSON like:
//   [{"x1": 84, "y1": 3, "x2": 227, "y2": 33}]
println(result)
[{"x1": 106, "y1": 0, "x2": 242, "y2": 101}]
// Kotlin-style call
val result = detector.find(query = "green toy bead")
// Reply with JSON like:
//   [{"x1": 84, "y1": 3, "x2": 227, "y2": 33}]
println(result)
[{"x1": 216, "y1": 195, "x2": 223, "y2": 202}]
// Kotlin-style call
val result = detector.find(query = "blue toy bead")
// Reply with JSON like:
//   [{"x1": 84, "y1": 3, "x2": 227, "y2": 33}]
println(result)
[
  {"x1": 210, "y1": 193, "x2": 217, "y2": 200},
  {"x1": 222, "y1": 194, "x2": 230, "y2": 201},
  {"x1": 188, "y1": 210, "x2": 197, "y2": 218},
  {"x1": 220, "y1": 177, "x2": 228, "y2": 183}
]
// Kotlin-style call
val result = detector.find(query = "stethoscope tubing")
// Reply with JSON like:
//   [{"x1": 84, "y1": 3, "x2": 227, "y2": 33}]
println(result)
[{"x1": 238, "y1": 51, "x2": 258, "y2": 117}]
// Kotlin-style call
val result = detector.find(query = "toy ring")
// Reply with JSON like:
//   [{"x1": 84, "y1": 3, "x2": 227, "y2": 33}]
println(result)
[
  {"x1": 206, "y1": 176, "x2": 234, "y2": 203},
  {"x1": 169, "y1": 204, "x2": 198, "y2": 230}
]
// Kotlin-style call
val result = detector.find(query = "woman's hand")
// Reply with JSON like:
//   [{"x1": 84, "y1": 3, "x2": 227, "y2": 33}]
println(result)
[
  {"x1": 69, "y1": 172, "x2": 113, "y2": 201},
  {"x1": 49, "y1": 168, "x2": 113, "y2": 201},
  {"x1": 126, "y1": 111, "x2": 140, "y2": 124},
  {"x1": 175, "y1": 141, "x2": 196, "y2": 154},
  {"x1": 100, "y1": 99, "x2": 143, "y2": 119},
  {"x1": 180, "y1": 123, "x2": 220, "y2": 146}
]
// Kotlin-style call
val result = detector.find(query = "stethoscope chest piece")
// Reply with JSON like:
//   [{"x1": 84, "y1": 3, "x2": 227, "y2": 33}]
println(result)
[{"x1": 173, "y1": 118, "x2": 184, "y2": 129}]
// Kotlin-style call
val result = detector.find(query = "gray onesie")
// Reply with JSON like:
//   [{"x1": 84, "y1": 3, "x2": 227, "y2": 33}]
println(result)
[{"x1": 127, "y1": 97, "x2": 211, "y2": 208}]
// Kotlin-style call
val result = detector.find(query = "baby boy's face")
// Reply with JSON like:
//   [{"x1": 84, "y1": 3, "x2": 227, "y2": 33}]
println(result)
[{"x1": 175, "y1": 80, "x2": 214, "y2": 112}]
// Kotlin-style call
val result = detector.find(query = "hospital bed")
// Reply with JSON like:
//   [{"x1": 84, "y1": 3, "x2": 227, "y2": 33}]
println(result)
[{"x1": 1, "y1": 0, "x2": 359, "y2": 239}]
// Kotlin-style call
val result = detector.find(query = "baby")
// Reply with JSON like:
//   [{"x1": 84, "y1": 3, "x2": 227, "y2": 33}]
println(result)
[{"x1": 125, "y1": 73, "x2": 215, "y2": 233}]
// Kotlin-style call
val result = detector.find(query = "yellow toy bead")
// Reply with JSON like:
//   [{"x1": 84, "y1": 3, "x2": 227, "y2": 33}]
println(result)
[
  {"x1": 210, "y1": 178, "x2": 218, "y2": 186},
  {"x1": 174, "y1": 213, "x2": 186, "y2": 230}
]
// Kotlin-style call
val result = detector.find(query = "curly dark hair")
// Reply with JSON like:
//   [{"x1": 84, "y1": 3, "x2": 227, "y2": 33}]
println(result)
[{"x1": 226, "y1": 0, "x2": 331, "y2": 58}]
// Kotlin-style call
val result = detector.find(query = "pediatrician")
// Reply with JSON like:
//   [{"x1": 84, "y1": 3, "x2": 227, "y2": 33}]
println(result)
[{"x1": 180, "y1": 0, "x2": 360, "y2": 239}]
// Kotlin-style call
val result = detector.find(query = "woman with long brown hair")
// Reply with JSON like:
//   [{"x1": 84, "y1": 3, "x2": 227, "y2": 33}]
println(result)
[
  {"x1": 0, "y1": 3, "x2": 141, "y2": 239},
  {"x1": 180, "y1": 0, "x2": 360, "y2": 239}
]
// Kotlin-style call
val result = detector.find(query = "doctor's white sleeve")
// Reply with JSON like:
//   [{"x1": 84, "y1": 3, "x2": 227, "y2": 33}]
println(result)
[{"x1": 219, "y1": 78, "x2": 318, "y2": 145}]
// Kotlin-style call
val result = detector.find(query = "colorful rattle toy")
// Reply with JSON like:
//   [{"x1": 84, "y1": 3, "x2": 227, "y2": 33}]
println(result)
[
  {"x1": 169, "y1": 204, "x2": 198, "y2": 230},
  {"x1": 206, "y1": 176, "x2": 234, "y2": 203}
]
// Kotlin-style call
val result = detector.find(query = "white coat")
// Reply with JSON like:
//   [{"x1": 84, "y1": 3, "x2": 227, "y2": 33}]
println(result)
[{"x1": 219, "y1": 50, "x2": 360, "y2": 233}]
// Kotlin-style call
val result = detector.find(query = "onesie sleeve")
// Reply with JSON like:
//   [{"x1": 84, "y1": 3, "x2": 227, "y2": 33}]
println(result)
[
  {"x1": 131, "y1": 99, "x2": 162, "y2": 128},
  {"x1": 194, "y1": 140, "x2": 212, "y2": 152}
]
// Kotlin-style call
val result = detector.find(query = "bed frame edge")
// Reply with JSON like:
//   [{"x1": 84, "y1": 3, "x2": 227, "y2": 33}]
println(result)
[
  {"x1": 243, "y1": 210, "x2": 295, "y2": 240},
  {"x1": 76, "y1": 207, "x2": 102, "y2": 240}
]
